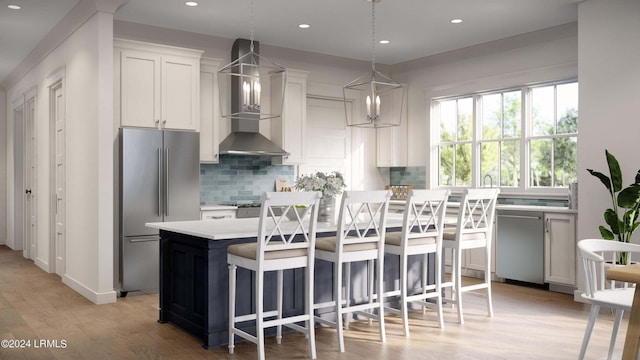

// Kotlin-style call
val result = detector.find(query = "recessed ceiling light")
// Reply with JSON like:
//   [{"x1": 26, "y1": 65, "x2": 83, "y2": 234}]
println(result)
[
  {"x1": 185, "y1": 1, "x2": 198, "y2": 6},
  {"x1": 8, "y1": 4, "x2": 21, "y2": 10},
  {"x1": 298, "y1": 24, "x2": 310, "y2": 29},
  {"x1": 451, "y1": 18, "x2": 463, "y2": 24},
  {"x1": 379, "y1": 40, "x2": 390, "y2": 44}
]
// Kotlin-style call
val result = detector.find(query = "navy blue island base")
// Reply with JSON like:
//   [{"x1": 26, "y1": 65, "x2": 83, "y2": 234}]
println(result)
[{"x1": 156, "y1": 226, "x2": 434, "y2": 349}]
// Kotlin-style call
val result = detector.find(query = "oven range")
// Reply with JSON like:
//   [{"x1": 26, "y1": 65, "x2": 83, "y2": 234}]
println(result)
[
  {"x1": 235, "y1": 203, "x2": 262, "y2": 219},
  {"x1": 219, "y1": 203, "x2": 285, "y2": 219}
]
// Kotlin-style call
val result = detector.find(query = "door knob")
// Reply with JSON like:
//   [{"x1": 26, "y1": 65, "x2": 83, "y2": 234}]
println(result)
[{"x1": 25, "y1": 189, "x2": 32, "y2": 194}]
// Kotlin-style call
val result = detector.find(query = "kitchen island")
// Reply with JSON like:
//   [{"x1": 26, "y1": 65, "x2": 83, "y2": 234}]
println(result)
[{"x1": 146, "y1": 216, "x2": 417, "y2": 349}]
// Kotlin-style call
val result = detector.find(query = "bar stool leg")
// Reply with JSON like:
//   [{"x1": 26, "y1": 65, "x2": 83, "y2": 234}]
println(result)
[
  {"x1": 306, "y1": 266, "x2": 317, "y2": 359},
  {"x1": 256, "y1": 270, "x2": 265, "y2": 360},
  {"x1": 228, "y1": 264, "x2": 237, "y2": 354},
  {"x1": 345, "y1": 262, "x2": 352, "y2": 329},
  {"x1": 335, "y1": 261, "x2": 345, "y2": 353},
  {"x1": 377, "y1": 255, "x2": 386, "y2": 343},
  {"x1": 421, "y1": 253, "x2": 428, "y2": 314},
  {"x1": 368, "y1": 259, "x2": 374, "y2": 326},
  {"x1": 485, "y1": 246, "x2": 494, "y2": 318},
  {"x1": 401, "y1": 253, "x2": 410, "y2": 337},
  {"x1": 277, "y1": 269, "x2": 283, "y2": 344},
  {"x1": 455, "y1": 248, "x2": 464, "y2": 324}
]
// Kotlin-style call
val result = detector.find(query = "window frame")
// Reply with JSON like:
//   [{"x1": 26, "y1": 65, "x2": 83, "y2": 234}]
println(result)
[{"x1": 430, "y1": 79, "x2": 578, "y2": 196}]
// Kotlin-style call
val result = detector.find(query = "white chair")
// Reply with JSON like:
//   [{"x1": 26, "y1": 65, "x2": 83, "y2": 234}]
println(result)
[
  {"x1": 577, "y1": 238, "x2": 640, "y2": 360},
  {"x1": 442, "y1": 188, "x2": 499, "y2": 324},
  {"x1": 314, "y1": 190, "x2": 392, "y2": 353},
  {"x1": 227, "y1": 191, "x2": 322, "y2": 360},
  {"x1": 384, "y1": 189, "x2": 450, "y2": 336}
]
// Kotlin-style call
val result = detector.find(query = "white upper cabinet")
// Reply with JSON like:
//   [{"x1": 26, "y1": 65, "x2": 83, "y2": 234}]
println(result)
[
  {"x1": 271, "y1": 69, "x2": 309, "y2": 165},
  {"x1": 376, "y1": 89, "x2": 408, "y2": 167},
  {"x1": 115, "y1": 39, "x2": 203, "y2": 131},
  {"x1": 199, "y1": 58, "x2": 223, "y2": 163}
]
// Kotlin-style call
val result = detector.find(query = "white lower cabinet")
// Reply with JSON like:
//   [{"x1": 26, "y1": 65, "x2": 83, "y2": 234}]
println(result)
[
  {"x1": 201, "y1": 209, "x2": 236, "y2": 220},
  {"x1": 544, "y1": 212, "x2": 577, "y2": 285}
]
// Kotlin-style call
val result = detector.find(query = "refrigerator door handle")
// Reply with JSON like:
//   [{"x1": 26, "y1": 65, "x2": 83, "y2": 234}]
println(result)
[
  {"x1": 158, "y1": 147, "x2": 162, "y2": 217},
  {"x1": 165, "y1": 147, "x2": 170, "y2": 217},
  {"x1": 129, "y1": 238, "x2": 159, "y2": 243}
]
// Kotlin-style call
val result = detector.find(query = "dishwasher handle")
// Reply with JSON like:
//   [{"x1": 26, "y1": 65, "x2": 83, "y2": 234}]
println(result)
[
  {"x1": 497, "y1": 214, "x2": 542, "y2": 220},
  {"x1": 546, "y1": 217, "x2": 550, "y2": 233}
]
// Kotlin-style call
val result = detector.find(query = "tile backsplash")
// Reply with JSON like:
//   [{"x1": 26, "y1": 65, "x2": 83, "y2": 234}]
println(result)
[
  {"x1": 390, "y1": 166, "x2": 426, "y2": 189},
  {"x1": 497, "y1": 197, "x2": 568, "y2": 207},
  {"x1": 200, "y1": 155, "x2": 294, "y2": 205}
]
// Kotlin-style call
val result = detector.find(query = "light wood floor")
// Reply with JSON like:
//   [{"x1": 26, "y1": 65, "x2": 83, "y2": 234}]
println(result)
[{"x1": 0, "y1": 245, "x2": 622, "y2": 359}]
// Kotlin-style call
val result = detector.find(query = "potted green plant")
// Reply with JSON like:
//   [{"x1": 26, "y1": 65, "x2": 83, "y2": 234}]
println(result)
[{"x1": 587, "y1": 150, "x2": 640, "y2": 264}]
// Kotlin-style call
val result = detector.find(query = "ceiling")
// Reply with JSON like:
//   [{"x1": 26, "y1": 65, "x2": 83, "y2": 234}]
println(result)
[{"x1": 0, "y1": 0, "x2": 579, "y2": 85}]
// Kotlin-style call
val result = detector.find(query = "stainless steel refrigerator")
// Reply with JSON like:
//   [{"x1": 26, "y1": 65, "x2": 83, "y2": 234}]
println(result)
[{"x1": 118, "y1": 128, "x2": 200, "y2": 296}]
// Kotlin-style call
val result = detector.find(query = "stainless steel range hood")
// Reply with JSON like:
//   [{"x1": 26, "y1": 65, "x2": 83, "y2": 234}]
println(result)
[
  {"x1": 219, "y1": 121, "x2": 290, "y2": 156},
  {"x1": 219, "y1": 38, "x2": 289, "y2": 157}
]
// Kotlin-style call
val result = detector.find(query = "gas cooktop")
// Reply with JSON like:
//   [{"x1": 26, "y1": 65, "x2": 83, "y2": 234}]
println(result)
[{"x1": 218, "y1": 202, "x2": 261, "y2": 208}]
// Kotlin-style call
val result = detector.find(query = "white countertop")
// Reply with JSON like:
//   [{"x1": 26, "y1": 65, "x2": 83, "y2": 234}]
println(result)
[
  {"x1": 495, "y1": 204, "x2": 577, "y2": 213},
  {"x1": 147, "y1": 214, "x2": 405, "y2": 241}
]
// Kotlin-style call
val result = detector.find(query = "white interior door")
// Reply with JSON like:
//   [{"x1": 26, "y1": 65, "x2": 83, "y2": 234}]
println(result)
[
  {"x1": 13, "y1": 104, "x2": 25, "y2": 252},
  {"x1": 52, "y1": 82, "x2": 66, "y2": 276},
  {"x1": 25, "y1": 94, "x2": 37, "y2": 259}
]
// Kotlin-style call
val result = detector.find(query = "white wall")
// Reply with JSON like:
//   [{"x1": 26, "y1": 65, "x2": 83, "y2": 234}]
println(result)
[
  {"x1": 6, "y1": 9, "x2": 116, "y2": 304},
  {"x1": 392, "y1": 23, "x2": 578, "y2": 171},
  {"x1": 0, "y1": 88, "x2": 5, "y2": 245},
  {"x1": 577, "y1": 0, "x2": 640, "y2": 245}
]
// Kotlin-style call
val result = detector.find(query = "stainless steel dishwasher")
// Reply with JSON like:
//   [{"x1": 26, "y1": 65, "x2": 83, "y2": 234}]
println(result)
[{"x1": 496, "y1": 210, "x2": 545, "y2": 284}]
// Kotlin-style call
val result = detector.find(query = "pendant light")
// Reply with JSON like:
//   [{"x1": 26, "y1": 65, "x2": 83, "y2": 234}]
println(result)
[
  {"x1": 218, "y1": 0, "x2": 286, "y2": 121},
  {"x1": 344, "y1": 0, "x2": 405, "y2": 128}
]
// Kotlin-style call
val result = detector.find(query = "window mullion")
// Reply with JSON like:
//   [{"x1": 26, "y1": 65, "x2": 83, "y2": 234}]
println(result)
[
  {"x1": 473, "y1": 95, "x2": 480, "y2": 188},
  {"x1": 522, "y1": 87, "x2": 529, "y2": 191}
]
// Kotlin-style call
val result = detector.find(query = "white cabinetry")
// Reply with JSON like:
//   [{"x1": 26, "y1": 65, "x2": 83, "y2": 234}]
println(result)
[
  {"x1": 199, "y1": 58, "x2": 223, "y2": 163},
  {"x1": 544, "y1": 212, "x2": 576, "y2": 285},
  {"x1": 376, "y1": 90, "x2": 408, "y2": 167},
  {"x1": 271, "y1": 69, "x2": 309, "y2": 165},
  {"x1": 201, "y1": 207, "x2": 237, "y2": 220},
  {"x1": 115, "y1": 39, "x2": 203, "y2": 131}
]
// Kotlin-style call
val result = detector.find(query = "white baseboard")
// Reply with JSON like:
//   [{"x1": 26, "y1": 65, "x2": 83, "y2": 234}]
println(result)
[
  {"x1": 62, "y1": 274, "x2": 117, "y2": 304},
  {"x1": 34, "y1": 257, "x2": 50, "y2": 272}
]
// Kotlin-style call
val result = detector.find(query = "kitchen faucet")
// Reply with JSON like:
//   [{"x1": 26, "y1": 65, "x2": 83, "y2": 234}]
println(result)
[{"x1": 483, "y1": 174, "x2": 494, "y2": 188}]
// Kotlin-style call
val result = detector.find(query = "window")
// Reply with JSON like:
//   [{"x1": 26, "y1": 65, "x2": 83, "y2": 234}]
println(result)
[
  {"x1": 480, "y1": 91, "x2": 521, "y2": 187},
  {"x1": 529, "y1": 83, "x2": 578, "y2": 187},
  {"x1": 439, "y1": 97, "x2": 472, "y2": 186},
  {"x1": 434, "y1": 81, "x2": 578, "y2": 191}
]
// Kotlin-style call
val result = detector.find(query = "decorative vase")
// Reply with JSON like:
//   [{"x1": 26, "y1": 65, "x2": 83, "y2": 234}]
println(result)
[{"x1": 318, "y1": 196, "x2": 335, "y2": 223}]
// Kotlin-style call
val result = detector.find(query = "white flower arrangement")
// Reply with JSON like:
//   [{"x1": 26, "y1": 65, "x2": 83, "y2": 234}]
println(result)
[{"x1": 294, "y1": 171, "x2": 346, "y2": 198}]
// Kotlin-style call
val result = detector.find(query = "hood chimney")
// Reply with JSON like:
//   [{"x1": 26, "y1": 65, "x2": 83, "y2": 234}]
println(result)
[{"x1": 219, "y1": 38, "x2": 289, "y2": 157}]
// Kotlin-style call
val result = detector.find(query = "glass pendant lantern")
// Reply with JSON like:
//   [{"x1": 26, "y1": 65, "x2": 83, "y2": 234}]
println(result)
[
  {"x1": 344, "y1": 0, "x2": 406, "y2": 128},
  {"x1": 218, "y1": 0, "x2": 286, "y2": 121}
]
